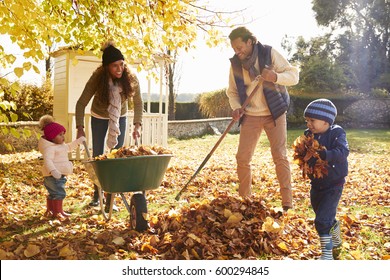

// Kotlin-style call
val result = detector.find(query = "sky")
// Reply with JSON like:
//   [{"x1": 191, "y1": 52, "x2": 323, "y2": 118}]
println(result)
[
  {"x1": 173, "y1": 0, "x2": 324, "y2": 94},
  {"x1": 1, "y1": 0, "x2": 324, "y2": 95}
]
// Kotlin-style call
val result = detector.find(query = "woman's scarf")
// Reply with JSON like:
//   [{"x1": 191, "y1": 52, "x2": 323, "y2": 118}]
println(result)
[
  {"x1": 241, "y1": 43, "x2": 259, "y2": 81},
  {"x1": 106, "y1": 78, "x2": 122, "y2": 150}
]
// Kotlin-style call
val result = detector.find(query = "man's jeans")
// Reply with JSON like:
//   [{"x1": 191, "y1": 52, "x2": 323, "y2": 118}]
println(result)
[
  {"x1": 310, "y1": 184, "x2": 343, "y2": 234},
  {"x1": 236, "y1": 114, "x2": 292, "y2": 207}
]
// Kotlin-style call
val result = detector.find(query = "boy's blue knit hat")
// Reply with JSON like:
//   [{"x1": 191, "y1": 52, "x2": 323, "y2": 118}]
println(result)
[{"x1": 304, "y1": 99, "x2": 337, "y2": 125}]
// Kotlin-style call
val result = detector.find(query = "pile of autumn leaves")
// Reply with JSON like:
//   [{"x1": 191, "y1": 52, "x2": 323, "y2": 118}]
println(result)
[{"x1": 148, "y1": 195, "x2": 314, "y2": 260}]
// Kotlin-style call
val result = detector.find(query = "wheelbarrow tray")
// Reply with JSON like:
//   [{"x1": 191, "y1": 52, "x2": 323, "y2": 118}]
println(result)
[{"x1": 84, "y1": 154, "x2": 172, "y2": 193}]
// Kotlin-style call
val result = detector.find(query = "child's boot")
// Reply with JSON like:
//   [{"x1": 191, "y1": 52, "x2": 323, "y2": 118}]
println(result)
[
  {"x1": 319, "y1": 234, "x2": 334, "y2": 260},
  {"x1": 52, "y1": 200, "x2": 70, "y2": 220},
  {"x1": 331, "y1": 221, "x2": 342, "y2": 259},
  {"x1": 44, "y1": 198, "x2": 53, "y2": 218}
]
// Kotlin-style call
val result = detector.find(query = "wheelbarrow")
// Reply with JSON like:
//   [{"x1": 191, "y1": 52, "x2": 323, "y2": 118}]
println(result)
[{"x1": 82, "y1": 142, "x2": 172, "y2": 231}]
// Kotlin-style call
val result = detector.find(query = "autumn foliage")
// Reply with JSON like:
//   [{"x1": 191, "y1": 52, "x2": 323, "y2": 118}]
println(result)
[
  {"x1": 94, "y1": 145, "x2": 172, "y2": 160},
  {"x1": 292, "y1": 134, "x2": 328, "y2": 179}
]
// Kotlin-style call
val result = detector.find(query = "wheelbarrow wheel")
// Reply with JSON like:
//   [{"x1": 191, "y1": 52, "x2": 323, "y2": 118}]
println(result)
[{"x1": 130, "y1": 193, "x2": 148, "y2": 232}]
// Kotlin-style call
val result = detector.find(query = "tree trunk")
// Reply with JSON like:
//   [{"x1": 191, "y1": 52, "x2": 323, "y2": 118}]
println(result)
[{"x1": 167, "y1": 50, "x2": 176, "y2": 120}]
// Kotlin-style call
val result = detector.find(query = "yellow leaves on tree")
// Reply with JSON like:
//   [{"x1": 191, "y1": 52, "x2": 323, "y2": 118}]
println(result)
[
  {"x1": 292, "y1": 134, "x2": 328, "y2": 179},
  {"x1": 0, "y1": 0, "x2": 228, "y2": 79}
]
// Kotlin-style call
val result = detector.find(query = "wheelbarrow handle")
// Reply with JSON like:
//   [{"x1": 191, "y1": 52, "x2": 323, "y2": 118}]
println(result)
[{"x1": 82, "y1": 140, "x2": 91, "y2": 159}]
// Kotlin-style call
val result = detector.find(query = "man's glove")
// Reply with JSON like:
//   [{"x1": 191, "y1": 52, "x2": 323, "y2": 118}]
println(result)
[{"x1": 51, "y1": 170, "x2": 62, "y2": 179}]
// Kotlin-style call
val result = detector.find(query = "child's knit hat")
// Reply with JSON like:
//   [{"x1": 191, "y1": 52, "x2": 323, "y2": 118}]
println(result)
[
  {"x1": 102, "y1": 42, "x2": 124, "y2": 66},
  {"x1": 304, "y1": 99, "x2": 337, "y2": 125},
  {"x1": 39, "y1": 115, "x2": 66, "y2": 141}
]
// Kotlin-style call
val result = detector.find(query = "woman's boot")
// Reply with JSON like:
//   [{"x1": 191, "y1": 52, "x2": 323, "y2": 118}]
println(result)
[
  {"x1": 88, "y1": 185, "x2": 99, "y2": 206},
  {"x1": 319, "y1": 234, "x2": 334, "y2": 260},
  {"x1": 331, "y1": 221, "x2": 342, "y2": 259}
]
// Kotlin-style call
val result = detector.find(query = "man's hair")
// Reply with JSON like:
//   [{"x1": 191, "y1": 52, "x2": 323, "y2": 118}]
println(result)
[{"x1": 228, "y1": 27, "x2": 257, "y2": 44}]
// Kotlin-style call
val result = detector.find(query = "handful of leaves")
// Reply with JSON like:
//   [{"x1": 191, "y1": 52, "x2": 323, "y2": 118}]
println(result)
[
  {"x1": 94, "y1": 145, "x2": 172, "y2": 160},
  {"x1": 292, "y1": 134, "x2": 328, "y2": 179}
]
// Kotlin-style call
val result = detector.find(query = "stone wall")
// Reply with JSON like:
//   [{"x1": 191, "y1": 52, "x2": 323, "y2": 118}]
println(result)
[
  {"x1": 342, "y1": 99, "x2": 390, "y2": 128},
  {"x1": 168, "y1": 118, "x2": 239, "y2": 139}
]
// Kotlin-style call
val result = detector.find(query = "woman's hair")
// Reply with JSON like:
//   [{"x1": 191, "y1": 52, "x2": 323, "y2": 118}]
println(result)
[
  {"x1": 93, "y1": 64, "x2": 135, "y2": 106},
  {"x1": 228, "y1": 26, "x2": 257, "y2": 44}
]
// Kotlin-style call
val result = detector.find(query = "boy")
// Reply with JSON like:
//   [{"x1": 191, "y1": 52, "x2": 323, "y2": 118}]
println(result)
[{"x1": 303, "y1": 99, "x2": 349, "y2": 260}]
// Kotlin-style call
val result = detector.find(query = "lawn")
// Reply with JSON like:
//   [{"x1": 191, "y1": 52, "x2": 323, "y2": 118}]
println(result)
[{"x1": 0, "y1": 128, "x2": 389, "y2": 260}]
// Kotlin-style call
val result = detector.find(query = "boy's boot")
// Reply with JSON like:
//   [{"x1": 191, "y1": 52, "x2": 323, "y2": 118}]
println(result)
[
  {"x1": 44, "y1": 198, "x2": 53, "y2": 217},
  {"x1": 104, "y1": 193, "x2": 118, "y2": 213},
  {"x1": 319, "y1": 234, "x2": 334, "y2": 260},
  {"x1": 52, "y1": 200, "x2": 71, "y2": 218},
  {"x1": 331, "y1": 221, "x2": 342, "y2": 259},
  {"x1": 88, "y1": 185, "x2": 99, "y2": 206}
]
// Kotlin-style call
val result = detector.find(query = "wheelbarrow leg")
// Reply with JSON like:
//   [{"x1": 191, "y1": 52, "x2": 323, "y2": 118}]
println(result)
[
  {"x1": 98, "y1": 187, "x2": 113, "y2": 221},
  {"x1": 120, "y1": 193, "x2": 131, "y2": 213}
]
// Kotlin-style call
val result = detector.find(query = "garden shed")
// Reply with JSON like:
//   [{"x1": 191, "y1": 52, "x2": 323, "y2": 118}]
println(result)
[{"x1": 51, "y1": 49, "x2": 169, "y2": 159}]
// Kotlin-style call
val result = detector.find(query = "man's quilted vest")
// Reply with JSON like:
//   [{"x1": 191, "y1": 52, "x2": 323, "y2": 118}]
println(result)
[{"x1": 230, "y1": 42, "x2": 290, "y2": 121}]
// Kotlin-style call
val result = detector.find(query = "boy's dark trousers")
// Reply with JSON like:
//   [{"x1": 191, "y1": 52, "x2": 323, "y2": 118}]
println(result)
[{"x1": 310, "y1": 184, "x2": 343, "y2": 234}]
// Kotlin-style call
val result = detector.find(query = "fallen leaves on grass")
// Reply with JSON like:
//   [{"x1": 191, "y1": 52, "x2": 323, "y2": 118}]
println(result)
[{"x1": 0, "y1": 141, "x2": 389, "y2": 260}]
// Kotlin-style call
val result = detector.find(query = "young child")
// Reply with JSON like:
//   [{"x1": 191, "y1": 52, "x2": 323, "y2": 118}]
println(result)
[
  {"x1": 303, "y1": 99, "x2": 349, "y2": 260},
  {"x1": 38, "y1": 115, "x2": 86, "y2": 220}
]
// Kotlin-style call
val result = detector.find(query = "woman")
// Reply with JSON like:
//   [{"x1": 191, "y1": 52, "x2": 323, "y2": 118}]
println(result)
[{"x1": 75, "y1": 42, "x2": 143, "y2": 210}]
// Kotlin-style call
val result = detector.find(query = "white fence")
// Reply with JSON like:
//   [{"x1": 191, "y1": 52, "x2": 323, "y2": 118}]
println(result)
[{"x1": 67, "y1": 112, "x2": 168, "y2": 160}]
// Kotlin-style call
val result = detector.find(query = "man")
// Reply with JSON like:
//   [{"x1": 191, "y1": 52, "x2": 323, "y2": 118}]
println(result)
[{"x1": 226, "y1": 26, "x2": 299, "y2": 210}]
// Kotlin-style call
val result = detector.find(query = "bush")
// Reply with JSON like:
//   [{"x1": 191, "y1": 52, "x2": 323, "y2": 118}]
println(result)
[
  {"x1": 2, "y1": 80, "x2": 53, "y2": 121},
  {"x1": 198, "y1": 89, "x2": 231, "y2": 118},
  {"x1": 370, "y1": 88, "x2": 389, "y2": 98}
]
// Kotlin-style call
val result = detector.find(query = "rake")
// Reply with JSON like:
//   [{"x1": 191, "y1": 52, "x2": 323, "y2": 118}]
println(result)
[{"x1": 175, "y1": 77, "x2": 263, "y2": 200}]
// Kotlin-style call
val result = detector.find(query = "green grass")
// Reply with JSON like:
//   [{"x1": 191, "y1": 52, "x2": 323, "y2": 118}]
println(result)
[{"x1": 242, "y1": 128, "x2": 390, "y2": 155}]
